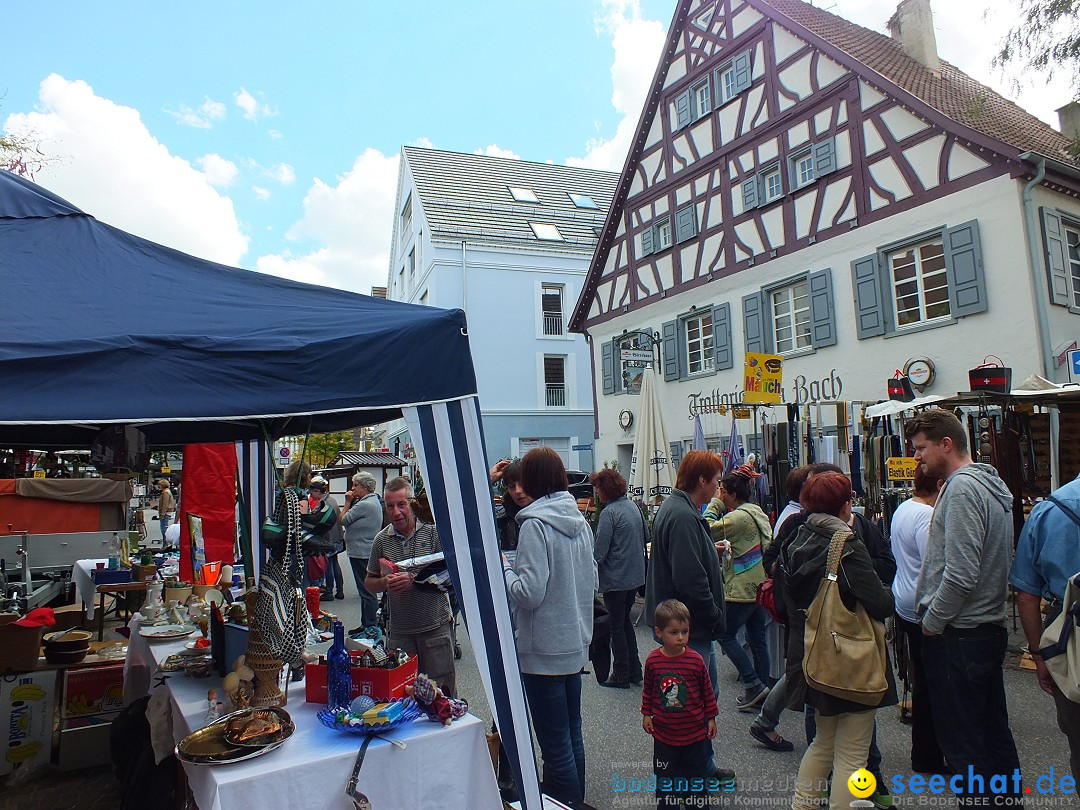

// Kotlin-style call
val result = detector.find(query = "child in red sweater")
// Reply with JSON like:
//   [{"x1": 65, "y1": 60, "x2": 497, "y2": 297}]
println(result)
[{"x1": 642, "y1": 599, "x2": 719, "y2": 808}]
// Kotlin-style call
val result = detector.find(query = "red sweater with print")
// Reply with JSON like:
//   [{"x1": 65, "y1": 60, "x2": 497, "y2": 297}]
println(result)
[{"x1": 641, "y1": 647, "x2": 718, "y2": 746}]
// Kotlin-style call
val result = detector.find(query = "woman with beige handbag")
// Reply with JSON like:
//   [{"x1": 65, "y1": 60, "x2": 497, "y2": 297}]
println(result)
[{"x1": 777, "y1": 472, "x2": 897, "y2": 810}]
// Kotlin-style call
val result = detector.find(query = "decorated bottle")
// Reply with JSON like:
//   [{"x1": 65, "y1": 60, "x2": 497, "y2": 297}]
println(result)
[{"x1": 326, "y1": 620, "x2": 351, "y2": 710}]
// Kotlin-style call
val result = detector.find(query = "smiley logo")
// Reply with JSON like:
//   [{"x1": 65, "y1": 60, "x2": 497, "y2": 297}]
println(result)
[{"x1": 847, "y1": 768, "x2": 876, "y2": 799}]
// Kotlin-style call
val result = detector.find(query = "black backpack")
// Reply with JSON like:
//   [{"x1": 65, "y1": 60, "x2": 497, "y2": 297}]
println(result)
[{"x1": 109, "y1": 695, "x2": 177, "y2": 810}]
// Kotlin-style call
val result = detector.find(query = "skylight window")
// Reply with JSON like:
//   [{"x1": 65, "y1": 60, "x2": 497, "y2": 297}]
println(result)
[
  {"x1": 530, "y1": 223, "x2": 564, "y2": 241},
  {"x1": 509, "y1": 187, "x2": 540, "y2": 203},
  {"x1": 569, "y1": 193, "x2": 597, "y2": 209}
]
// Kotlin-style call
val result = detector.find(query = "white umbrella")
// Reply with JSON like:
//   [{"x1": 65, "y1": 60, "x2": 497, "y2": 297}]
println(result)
[{"x1": 628, "y1": 367, "x2": 675, "y2": 507}]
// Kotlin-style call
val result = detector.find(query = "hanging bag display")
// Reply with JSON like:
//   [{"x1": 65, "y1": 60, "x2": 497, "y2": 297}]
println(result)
[
  {"x1": 802, "y1": 530, "x2": 888, "y2": 706},
  {"x1": 968, "y1": 354, "x2": 1012, "y2": 393},
  {"x1": 886, "y1": 370, "x2": 915, "y2": 402},
  {"x1": 254, "y1": 487, "x2": 309, "y2": 666}
]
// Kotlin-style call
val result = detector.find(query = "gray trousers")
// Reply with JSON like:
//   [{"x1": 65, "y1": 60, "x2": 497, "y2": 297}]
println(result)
[
  {"x1": 1053, "y1": 681, "x2": 1080, "y2": 781},
  {"x1": 392, "y1": 620, "x2": 456, "y2": 698}
]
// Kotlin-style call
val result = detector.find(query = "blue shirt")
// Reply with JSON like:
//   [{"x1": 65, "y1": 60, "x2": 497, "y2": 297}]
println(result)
[{"x1": 1009, "y1": 474, "x2": 1080, "y2": 601}]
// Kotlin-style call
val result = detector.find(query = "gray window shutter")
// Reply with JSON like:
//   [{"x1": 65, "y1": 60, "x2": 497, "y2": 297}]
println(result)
[
  {"x1": 807, "y1": 269, "x2": 837, "y2": 348},
  {"x1": 712, "y1": 302, "x2": 733, "y2": 370},
  {"x1": 742, "y1": 292, "x2": 765, "y2": 354},
  {"x1": 944, "y1": 220, "x2": 987, "y2": 318},
  {"x1": 601, "y1": 340, "x2": 615, "y2": 395},
  {"x1": 670, "y1": 442, "x2": 684, "y2": 472},
  {"x1": 741, "y1": 176, "x2": 759, "y2": 211},
  {"x1": 662, "y1": 320, "x2": 681, "y2": 381},
  {"x1": 812, "y1": 137, "x2": 837, "y2": 176},
  {"x1": 732, "y1": 49, "x2": 752, "y2": 94},
  {"x1": 675, "y1": 206, "x2": 697, "y2": 243},
  {"x1": 675, "y1": 91, "x2": 691, "y2": 129},
  {"x1": 1041, "y1": 207, "x2": 1071, "y2": 306},
  {"x1": 640, "y1": 225, "x2": 654, "y2": 256},
  {"x1": 851, "y1": 254, "x2": 886, "y2": 338}
]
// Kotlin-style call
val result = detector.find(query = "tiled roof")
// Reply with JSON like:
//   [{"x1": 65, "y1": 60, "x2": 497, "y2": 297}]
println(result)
[
  {"x1": 757, "y1": 0, "x2": 1076, "y2": 163},
  {"x1": 403, "y1": 147, "x2": 618, "y2": 254},
  {"x1": 331, "y1": 452, "x2": 408, "y2": 467}
]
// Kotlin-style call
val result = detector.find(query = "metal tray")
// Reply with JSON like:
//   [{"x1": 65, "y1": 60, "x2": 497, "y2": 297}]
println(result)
[{"x1": 175, "y1": 707, "x2": 294, "y2": 764}]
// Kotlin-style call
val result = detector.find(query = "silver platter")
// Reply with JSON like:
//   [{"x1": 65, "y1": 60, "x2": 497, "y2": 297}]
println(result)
[{"x1": 175, "y1": 706, "x2": 294, "y2": 765}]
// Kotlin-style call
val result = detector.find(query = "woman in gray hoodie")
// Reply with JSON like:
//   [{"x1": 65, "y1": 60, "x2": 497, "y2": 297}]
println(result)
[{"x1": 503, "y1": 447, "x2": 598, "y2": 808}]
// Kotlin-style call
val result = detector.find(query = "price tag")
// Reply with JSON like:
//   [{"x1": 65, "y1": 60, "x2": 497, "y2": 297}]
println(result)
[
  {"x1": 161, "y1": 466, "x2": 171, "y2": 473},
  {"x1": 886, "y1": 457, "x2": 917, "y2": 481},
  {"x1": 32, "y1": 469, "x2": 45, "y2": 479}
]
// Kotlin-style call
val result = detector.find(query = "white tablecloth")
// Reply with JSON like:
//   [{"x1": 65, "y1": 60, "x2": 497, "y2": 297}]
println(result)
[
  {"x1": 125, "y1": 617, "x2": 502, "y2": 810},
  {"x1": 73, "y1": 558, "x2": 107, "y2": 620}
]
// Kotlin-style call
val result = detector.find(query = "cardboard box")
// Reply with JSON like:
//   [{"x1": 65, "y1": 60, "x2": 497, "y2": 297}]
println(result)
[
  {"x1": 62, "y1": 663, "x2": 124, "y2": 717},
  {"x1": 0, "y1": 670, "x2": 58, "y2": 776},
  {"x1": 305, "y1": 653, "x2": 418, "y2": 704},
  {"x1": 0, "y1": 615, "x2": 44, "y2": 674}
]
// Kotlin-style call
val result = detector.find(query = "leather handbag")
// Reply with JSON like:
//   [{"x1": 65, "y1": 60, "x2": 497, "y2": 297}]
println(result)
[
  {"x1": 254, "y1": 487, "x2": 309, "y2": 666},
  {"x1": 301, "y1": 502, "x2": 338, "y2": 536},
  {"x1": 802, "y1": 530, "x2": 888, "y2": 706},
  {"x1": 756, "y1": 577, "x2": 784, "y2": 624}
]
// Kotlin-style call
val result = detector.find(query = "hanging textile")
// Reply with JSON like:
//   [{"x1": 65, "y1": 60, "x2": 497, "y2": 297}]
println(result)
[{"x1": 236, "y1": 439, "x2": 276, "y2": 582}]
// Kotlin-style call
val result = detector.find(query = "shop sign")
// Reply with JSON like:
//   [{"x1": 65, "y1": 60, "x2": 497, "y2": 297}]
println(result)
[
  {"x1": 791, "y1": 370, "x2": 844, "y2": 406},
  {"x1": 687, "y1": 389, "x2": 739, "y2": 419},
  {"x1": 732, "y1": 407, "x2": 751, "y2": 419},
  {"x1": 621, "y1": 349, "x2": 653, "y2": 366},
  {"x1": 686, "y1": 367, "x2": 845, "y2": 418},
  {"x1": 32, "y1": 469, "x2": 45, "y2": 479},
  {"x1": 618, "y1": 331, "x2": 656, "y2": 395},
  {"x1": 743, "y1": 353, "x2": 784, "y2": 405},
  {"x1": 886, "y1": 457, "x2": 917, "y2": 481},
  {"x1": 161, "y1": 466, "x2": 171, "y2": 474}
]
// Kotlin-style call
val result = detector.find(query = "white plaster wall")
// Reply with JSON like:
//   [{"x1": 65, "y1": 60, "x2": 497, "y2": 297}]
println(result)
[
  {"x1": 773, "y1": 25, "x2": 804, "y2": 63},
  {"x1": 587, "y1": 176, "x2": 1040, "y2": 462}
]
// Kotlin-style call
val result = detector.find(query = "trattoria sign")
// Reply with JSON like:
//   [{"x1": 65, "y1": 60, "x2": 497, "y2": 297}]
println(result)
[{"x1": 687, "y1": 368, "x2": 844, "y2": 418}]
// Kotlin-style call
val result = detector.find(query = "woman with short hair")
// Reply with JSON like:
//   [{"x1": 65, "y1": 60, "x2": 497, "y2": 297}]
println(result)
[
  {"x1": 502, "y1": 447, "x2": 598, "y2": 807},
  {"x1": 590, "y1": 467, "x2": 646, "y2": 688}
]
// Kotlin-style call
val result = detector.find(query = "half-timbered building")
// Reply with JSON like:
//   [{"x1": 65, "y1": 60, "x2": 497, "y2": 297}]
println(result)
[{"x1": 571, "y1": 0, "x2": 1080, "y2": 470}]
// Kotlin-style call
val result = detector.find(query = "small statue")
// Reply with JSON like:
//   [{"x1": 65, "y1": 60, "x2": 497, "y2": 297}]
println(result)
[{"x1": 222, "y1": 655, "x2": 256, "y2": 710}]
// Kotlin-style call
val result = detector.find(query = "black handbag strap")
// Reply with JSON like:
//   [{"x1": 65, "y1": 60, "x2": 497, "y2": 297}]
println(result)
[{"x1": 1046, "y1": 495, "x2": 1080, "y2": 530}]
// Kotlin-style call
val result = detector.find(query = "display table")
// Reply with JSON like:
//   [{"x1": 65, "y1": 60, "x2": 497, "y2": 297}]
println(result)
[
  {"x1": 125, "y1": 616, "x2": 502, "y2": 810},
  {"x1": 73, "y1": 558, "x2": 107, "y2": 620}
]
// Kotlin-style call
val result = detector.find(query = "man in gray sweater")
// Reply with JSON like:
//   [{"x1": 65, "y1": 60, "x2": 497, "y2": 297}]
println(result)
[{"x1": 909, "y1": 409, "x2": 1020, "y2": 806}]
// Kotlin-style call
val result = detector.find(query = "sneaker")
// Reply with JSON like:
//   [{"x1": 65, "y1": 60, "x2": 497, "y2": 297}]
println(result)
[
  {"x1": 736, "y1": 684, "x2": 770, "y2": 711},
  {"x1": 870, "y1": 786, "x2": 893, "y2": 809},
  {"x1": 335, "y1": 593, "x2": 346, "y2": 600},
  {"x1": 599, "y1": 678, "x2": 632, "y2": 689},
  {"x1": 454, "y1": 643, "x2": 463, "y2": 660},
  {"x1": 749, "y1": 725, "x2": 794, "y2": 752},
  {"x1": 709, "y1": 767, "x2": 737, "y2": 787}
]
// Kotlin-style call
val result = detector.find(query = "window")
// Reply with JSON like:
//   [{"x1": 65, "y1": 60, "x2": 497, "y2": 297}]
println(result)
[
  {"x1": 684, "y1": 311, "x2": 715, "y2": 375},
  {"x1": 509, "y1": 187, "x2": 539, "y2": 203},
  {"x1": 544, "y1": 356, "x2": 566, "y2": 407},
  {"x1": 419, "y1": 290, "x2": 428, "y2": 306},
  {"x1": 770, "y1": 280, "x2": 812, "y2": 353},
  {"x1": 851, "y1": 221, "x2": 986, "y2": 339},
  {"x1": 715, "y1": 49, "x2": 752, "y2": 105},
  {"x1": 655, "y1": 218, "x2": 673, "y2": 251},
  {"x1": 400, "y1": 194, "x2": 413, "y2": 238},
  {"x1": 569, "y1": 193, "x2": 597, "y2": 209},
  {"x1": 662, "y1": 304, "x2": 733, "y2": 381},
  {"x1": 530, "y1": 222, "x2": 564, "y2": 241},
  {"x1": 792, "y1": 150, "x2": 815, "y2": 188},
  {"x1": 1039, "y1": 208, "x2": 1080, "y2": 310},
  {"x1": 1068, "y1": 224, "x2": 1080, "y2": 308},
  {"x1": 743, "y1": 270, "x2": 837, "y2": 355},
  {"x1": 692, "y1": 79, "x2": 710, "y2": 120},
  {"x1": 603, "y1": 331, "x2": 655, "y2": 395},
  {"x1": 541, "y1": 284, "x2": 564, "y2": 336},
  {"x1": 407, "y1": 247, "x2": 415, "y2": 280},
  {"x1": 762, "y1": 166, "x2": 783, "y2": 203},
  {"x1": 888, "y1": 238, "x2": 950, "y2": 327}
]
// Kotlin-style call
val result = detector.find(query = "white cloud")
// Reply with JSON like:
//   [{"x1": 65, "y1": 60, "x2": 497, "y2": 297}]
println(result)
[
  {"x1": 267, "y1": 162, "x2": 295, "y2": 185},
  {"x1": 235, "y1": 87, "x2": 275, "y2": 121},
  {"x1": 567, "y1": 0, "x2": 666, "y2": 170},
  {"x1": 252, "y1": 185, "x2": 271, "y2": 200},
  {"x1": 167, "y1": 97, "x2": 227, "y2": 129},
  {"x1": 4, "y1": 74, "x2": 248, "y2": 265},
  {"x1": 197, "y1": 153, "x2": 239, "y2": 187},
  {"x1": 255, "y1": 148, "x2": 399, "y2": 293},
  {"x1": 473, "y1": 144, "x2": 521, "y2": 159}
]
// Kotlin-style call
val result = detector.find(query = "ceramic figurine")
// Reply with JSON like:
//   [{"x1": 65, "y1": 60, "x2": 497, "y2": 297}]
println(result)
[{"x1": 140, "y1": 581, "x2": 164, "y2": 623}]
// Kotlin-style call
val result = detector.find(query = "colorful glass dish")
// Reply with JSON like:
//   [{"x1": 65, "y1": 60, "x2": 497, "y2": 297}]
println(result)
[{"x1": 316, "y1": 697, "x2": 424, "y2": 734}]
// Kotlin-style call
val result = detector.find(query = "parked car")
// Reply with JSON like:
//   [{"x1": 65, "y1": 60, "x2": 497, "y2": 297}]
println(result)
[{"x1": 565, "y1": 469, "x2": 594, "y2": 501}]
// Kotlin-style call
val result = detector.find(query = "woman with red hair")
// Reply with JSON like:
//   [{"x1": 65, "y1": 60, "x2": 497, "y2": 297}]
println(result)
[{"x1": 778, "y1": 472, "x2": 896, "y2": 810}]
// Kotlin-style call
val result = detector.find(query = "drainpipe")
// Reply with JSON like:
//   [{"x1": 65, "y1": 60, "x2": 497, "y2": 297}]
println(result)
[
  {"x1": 1020, "y1": 157, "x2": 1060, "y2": 489},
  {"x1": 583, "y1": 330, "x2": 600, "y2": 440},
  {"x1": 1021, "y1": 157, "x2": 1053, "y2": 379},
  {"x1": 460, "y1": 240, "x2": 468, "y2": 317}
]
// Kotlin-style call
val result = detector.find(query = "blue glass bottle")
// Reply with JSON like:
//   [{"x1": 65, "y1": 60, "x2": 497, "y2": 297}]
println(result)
[{"x1": 326, "y1": 620, "x2": 351, "y2": 710}]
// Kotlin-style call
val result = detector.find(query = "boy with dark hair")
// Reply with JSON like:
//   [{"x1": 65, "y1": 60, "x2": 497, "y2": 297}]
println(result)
[{"x1": 642, "y1": 599, "x2": 721, "y2": 808}]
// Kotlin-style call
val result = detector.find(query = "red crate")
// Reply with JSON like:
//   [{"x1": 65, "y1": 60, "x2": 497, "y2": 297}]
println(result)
[{"x1": 305, "y1": 652, "x2": 417, "y2": 704}]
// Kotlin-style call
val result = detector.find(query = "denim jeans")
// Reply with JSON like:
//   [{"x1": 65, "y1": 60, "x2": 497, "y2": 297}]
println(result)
[
  {"x1": 324, "y1": 552, "x2": 344, "y2": 595},
  {"x1": 895, "y1": 615, "x2": 947, "y2": 772},
  {"x1": 922, "y1": 624, "x2": 1021, "y2": 806},
  {"x1": 349, "y1": 557, "x2": 380, "y2": 628},
  {"x1": 654, "y1": 737, "x2": 711, "y2": 808},
  {"x1": 718, "y1": 601, "x2": 770, "y2": 688},
  {"x1": 687, "y1": 638, "x2": 718, "y2": 772},
  {"x1": 602, "y1": 589, "x2": 642, "y2": 682},
  {"x1": 159, "y1": 512, "x2": 172, "y2": 542},
  {"x1": 751, "y1": 672, "x2": 788, "y2": 733},
  {"x1": 522, "y1": 672, "x2": 586, "y2": 806}
]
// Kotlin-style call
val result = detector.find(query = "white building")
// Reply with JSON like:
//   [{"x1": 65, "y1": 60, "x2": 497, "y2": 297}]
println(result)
[
  {"x1": 571, "y1": 0, "x2": 1080, "y2": 471},
  {"x1": 384, "y1": 147, "x2": 618, "y2": 470}
]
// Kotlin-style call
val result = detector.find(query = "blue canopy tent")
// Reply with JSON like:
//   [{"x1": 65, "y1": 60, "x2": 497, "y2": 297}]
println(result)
[{"x1": 0, "y1": 170, "x2": 542, "y2": 808}]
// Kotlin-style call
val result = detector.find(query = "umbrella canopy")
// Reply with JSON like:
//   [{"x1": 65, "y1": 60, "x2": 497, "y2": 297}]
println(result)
[{"x1": 628, "y1": 368, "x2": 675, "y2": 506}]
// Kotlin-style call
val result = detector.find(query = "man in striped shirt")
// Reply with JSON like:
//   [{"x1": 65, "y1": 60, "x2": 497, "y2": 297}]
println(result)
[
  {"x1": 642, "y1": 599, "x2": 719, "y2": 808},
  {"x1": 366, "y1": 477, "x2": 456, "y2": 696}
]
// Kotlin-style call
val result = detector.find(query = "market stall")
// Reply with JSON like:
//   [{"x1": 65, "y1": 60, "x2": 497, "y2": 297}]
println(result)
[{"x1": 0, "y1": 171, "x2": 541, "y2": 807}]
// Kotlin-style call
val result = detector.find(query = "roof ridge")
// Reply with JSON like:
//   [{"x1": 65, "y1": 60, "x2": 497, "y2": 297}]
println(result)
[{"x1": 403, "y1": 144, "x2": 620, "y2": 178}]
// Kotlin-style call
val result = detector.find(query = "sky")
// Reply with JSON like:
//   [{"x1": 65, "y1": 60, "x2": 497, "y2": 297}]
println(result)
[{"x1": 3, "y1": 0, "x2": 1073, "y2": 295}]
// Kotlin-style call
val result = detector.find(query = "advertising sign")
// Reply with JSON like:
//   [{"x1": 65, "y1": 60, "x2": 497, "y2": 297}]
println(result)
[
  {"x1": 886, "y1": 457, "x2": 918, "y2": 481},
  {"x1": 742, "y1": 353, "x2": 784, "y2": 405}
]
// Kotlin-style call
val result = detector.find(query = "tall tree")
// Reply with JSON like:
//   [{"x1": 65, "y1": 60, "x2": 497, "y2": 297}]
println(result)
[{"x1": 994, "y1": 0, "x2": 1080, "y2": 104}]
